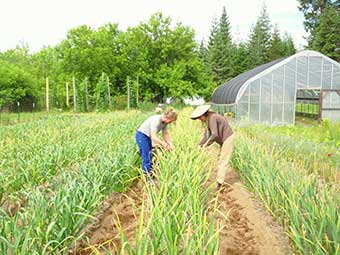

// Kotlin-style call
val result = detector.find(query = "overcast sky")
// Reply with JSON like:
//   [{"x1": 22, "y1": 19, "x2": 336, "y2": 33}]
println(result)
[{"x1": 0, "y1": 0, "x2": 308, "y2": 53}]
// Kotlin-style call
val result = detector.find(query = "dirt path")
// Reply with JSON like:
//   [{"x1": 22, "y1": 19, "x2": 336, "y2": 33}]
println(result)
[
  {"x1": 210, "y1": 170, "x2": 292, "y2": 255},
  {"x1": 206, "y1": 145, "x2": 292, "y2": 255},
  {"x1": 69, "y1": 183, "x2": 145, "y2": 254},
  {"x1": 70, "y1": 149, "x2": 292, "y2": 255}
]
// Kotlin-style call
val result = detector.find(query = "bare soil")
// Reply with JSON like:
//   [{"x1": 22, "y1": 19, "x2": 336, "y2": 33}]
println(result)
[
  {"x1": 209, "y1": 170, "x2": 292, "y2": 255},
  {"x1": 69, "y1": 183, "x2": 144, "y2": 254},
  {"x1": 70, "y1": 147, "x2": 292, "y2": 255},
  {"x1": 207, "y1": 145, "x2": 292, "y2": 255}
]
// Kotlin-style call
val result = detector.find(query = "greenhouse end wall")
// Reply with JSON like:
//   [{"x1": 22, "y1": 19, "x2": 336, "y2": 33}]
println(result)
[{"x1": 234, "y1": 52, "x2": 340, "y2": 125}]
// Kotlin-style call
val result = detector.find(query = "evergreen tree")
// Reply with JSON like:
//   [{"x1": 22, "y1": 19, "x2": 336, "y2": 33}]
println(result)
[
  {"x1": 233, "y1": 43, "x2": 251, "y2": 76},
  {"x1": 207, "y1": 16, "x2": 220, "y2": 79},
  {"x1": 312, "y1": 6, "x2": 340, "y2": 61},
  {"x1": 282, "y1": 33, "x2": 297, "y2": 56},
  {"x1": 268, "y1": 25, "x2": 285, "y2": 61},
  {"x1": 297, "y1": 0, "x2": 340, "y2": 45},
  {"x1": 247, "y1": 4, "x2": 272, "y2": 68},
  {"x1": 198, "y1": 40, "x2": 210, "y2": 74},
  {"x1": 207, "y1": 16, "x2": 219, "y2": 52},
  {"x1": 208, "y1": 6, "x2": 234, "y2": 85}
]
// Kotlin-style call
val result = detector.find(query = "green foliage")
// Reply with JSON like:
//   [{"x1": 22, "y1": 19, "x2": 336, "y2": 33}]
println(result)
[
  {"x1": 0, "y1": 111, "x2": 149, "y2": 253},
  {"x1": 233, "y1": 132, "x2": 339, "y2": 254},
  {"x1": 312, "y1": 5, "x2": 340, "y2": 62},
  {"x1": 122, "y1": 12, "x2": 211, "y2": 101},
  {"x1": 242, "y1": 121, "x2": 340, "y2": 173},
  {"x1": 268, "y1": 26, "x2": 297, "y2": 61},
  {"x1": 281, "y1": 33, "x2": 296, "y2": 56},
  {"x1": 95, "y1": 73, "x2": 111, "y2": 111},
  {"x1": 232, "y1": 43, "x2": 251, "y2": 75},
  {"x1": 76, "y1": 79, "x2": 88, "y2": 112},
  {"x1": 208, "y1": 7, "x2": 234, "y2": 85},
  {"x1": 268, "y1": 25, "x2": 285, "y2": 61},
  {"x1": 0, "y1": 59, "x2": 36, "y2": 107},
  {"x1": 297, "y1": 0, "x2": 340, "y2": 45},
  {"x1": 247, "y1": 4, "x2": 272, "y2": 68}
]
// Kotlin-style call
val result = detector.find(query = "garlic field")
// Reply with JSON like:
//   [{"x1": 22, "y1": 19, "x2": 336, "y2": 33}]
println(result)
[{"x1": 0, "y1": 109, "x2": 339, "y2": 255}]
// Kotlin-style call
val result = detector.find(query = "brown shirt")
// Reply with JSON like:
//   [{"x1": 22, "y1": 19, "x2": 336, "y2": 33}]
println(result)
[{"x1": 199, "y1": 112, "x2": 233, "y2": 147}]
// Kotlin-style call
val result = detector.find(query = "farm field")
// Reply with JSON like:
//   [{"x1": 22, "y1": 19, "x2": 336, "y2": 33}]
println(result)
[
  {"x1": 241, "y1": 119, "x2": 340, "y2": 181},
  {"x1": 0, "y1": 109, "x2": 339, "y2": 255}
]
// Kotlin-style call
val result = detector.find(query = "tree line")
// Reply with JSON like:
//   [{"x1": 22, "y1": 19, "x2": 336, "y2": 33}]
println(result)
[{"x1": 0, "y1": 1, "x2": 339, "y2": 111}]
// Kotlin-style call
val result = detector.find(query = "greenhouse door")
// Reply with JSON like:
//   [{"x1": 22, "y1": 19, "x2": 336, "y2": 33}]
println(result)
[{"x1": 295, "y1": 89, "x2": 320, "y2": 119}]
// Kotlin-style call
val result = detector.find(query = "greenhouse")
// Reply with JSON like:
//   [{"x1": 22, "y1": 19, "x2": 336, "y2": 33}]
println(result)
[{"x1": 211, "y1": 50, "x2": 340, "y2": 125}]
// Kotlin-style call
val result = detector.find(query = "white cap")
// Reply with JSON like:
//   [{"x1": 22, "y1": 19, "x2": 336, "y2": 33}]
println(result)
[{"x1": 190, "y1": 105, "x2": 211, "y2": 119}]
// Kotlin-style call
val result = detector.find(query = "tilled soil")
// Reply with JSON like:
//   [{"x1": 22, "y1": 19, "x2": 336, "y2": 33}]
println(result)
[
  {"x1": 69, "y1": 183, "x2": 144, "y2": 255},
  {"x1": 210, "y1": 170, "x2": 292, "y2": 255}
]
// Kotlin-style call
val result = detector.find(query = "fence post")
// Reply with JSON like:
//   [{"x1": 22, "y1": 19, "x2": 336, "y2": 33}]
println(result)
[
  {"x1": 85, "y1": 77, "x2": 89, "y2": 111},
  {"x1": 107, "y1": 75, "x2": 112, "y2": 110},
  {"x1": 17, "y1": 101, "x2": 20, "y2": 123},
  {"x1": 46, "y1": 77, "x2": 49, "y2": 112},
  {"x1": 66, "y1": 82, "x2": 69, "y2": 108},
  {"x1": 136, "y1": 76, "x2": 139, "y2": 107},
  {"x1": 127, "y1": 76, "x2": 130, "y2": 111},
  {"x1": 73, "y1": 76, "x2": 77, "y2": 112},
  {"x1": 33, "y1": 102, "x2": 35, "y2": 121}
]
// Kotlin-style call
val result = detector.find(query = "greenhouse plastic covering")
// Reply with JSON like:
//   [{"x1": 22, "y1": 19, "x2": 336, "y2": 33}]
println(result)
[{"x1": 211, "y1": 50, "x2": 340, "y2": 125}]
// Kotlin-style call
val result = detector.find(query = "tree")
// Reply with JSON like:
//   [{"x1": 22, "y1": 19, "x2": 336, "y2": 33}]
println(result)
[
  {"x1": 32, "y1": 46, "x2": 61, "y2": 108},
  {"x1": 122, "y1": 12, "x2": 211, "y2": 101},
  {"x1": 232, "y1": 43, "x2": 251, "y2": 75},
  {"x1": 282, "y1": 33, "x2": 296, "y2": 56},
  {"x1": 312, "y1": 6, "x2": 340, "y2": 61},
  {"x1": 0, "y1": 59, "x2": 36, "y2": 107},
  {"x1": 208, "y1": 7, "x2": 234, "y2": 85},
  {"x1": 247, "y1": 4, "x2": 272, "y2": 68},
  {"x1": 198, "y1": 40, "x2": 209, "y2": 74},
  {"x1": 95, "y1": 73, "x2": 111, "y2": 111},
  {"x1": 297, "y1": 0, "x2": 340, "y2": 45},
  {"x1": 0, "y1": 12, "x2": 214, "y2": 110},
  {"x1": 268, "y1": 25, "x2": 285, "y2": 61}
]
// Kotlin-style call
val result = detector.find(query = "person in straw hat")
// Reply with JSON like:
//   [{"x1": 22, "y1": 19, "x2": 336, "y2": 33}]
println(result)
[
  {"x1": 135, "y1": 109, "x2": 177, "y2": 180},
  {"x1": 191, "y1": 105, "x2": 235, "y2": 190}
]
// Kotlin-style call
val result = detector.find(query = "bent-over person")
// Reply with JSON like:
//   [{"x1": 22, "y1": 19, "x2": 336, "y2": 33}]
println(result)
[
  {"x1": 135, "y1": 109, "x2": 177, "y2": 179},
  {"x1": 191, "y1": 105, "x2": 235, "y2": 190}
]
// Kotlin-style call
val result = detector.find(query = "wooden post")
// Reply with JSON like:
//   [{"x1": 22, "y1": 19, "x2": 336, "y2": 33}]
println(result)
[
  {"x1": 127, "y1": 77, "x2": 130, "y2": 111},
  {"x1": 66, "y1": 82, "x2": 69, "y2": 108},
  {"x1": 85, "y1": 77, "x2": 89, "y2": 111},
  {"x1": 46, "y1": 77, "x2": 49, "y2": 112},
  {"x1": 136, "y1": 76, "x2": 139, "y2": 107},
  {"x1": 73, "y1": 76, "x2": 77, "y2": 112},
  {"x1": 107, "y1": 75, "x2": 112, "y2": 109}
]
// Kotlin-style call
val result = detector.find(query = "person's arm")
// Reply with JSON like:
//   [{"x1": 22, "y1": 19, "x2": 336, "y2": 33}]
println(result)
[
  {"x1": 201, "y1": 117, "x2": 218, "y2": 148},
  {"x1": 163, "y1": 130, "x2": 174, "y2": 149},
  {"x1": 199, "y1": 130, "x2": 208, "y2": 147},
  {"x1": 151, "y1": 132, "x2": 168, "y2": 148}
]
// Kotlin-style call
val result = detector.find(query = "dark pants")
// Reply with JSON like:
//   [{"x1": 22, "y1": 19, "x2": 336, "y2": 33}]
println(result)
[{"x1": 135, "y1": 131, "x2": 152, "y2": 174}]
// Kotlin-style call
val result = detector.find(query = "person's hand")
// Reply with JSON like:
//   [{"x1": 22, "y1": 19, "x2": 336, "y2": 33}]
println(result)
[{"x1": 165, "y1": 144, "x2": 174, "y2": 151}]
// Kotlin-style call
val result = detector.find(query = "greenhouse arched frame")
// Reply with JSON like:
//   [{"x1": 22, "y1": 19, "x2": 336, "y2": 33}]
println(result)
[{"x1": 211, "y1": 50, "x2": 340, "y2": 125}]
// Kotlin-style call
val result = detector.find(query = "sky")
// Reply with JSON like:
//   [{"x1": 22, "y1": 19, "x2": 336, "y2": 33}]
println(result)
[{"x1": 0, "y1": 0, "x2": 308, "y2": 53}]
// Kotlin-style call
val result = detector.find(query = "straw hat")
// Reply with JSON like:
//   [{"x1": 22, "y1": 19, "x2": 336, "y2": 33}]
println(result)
[{"x1": 190, "y1": 105, "x2": 211, "y2": 119}]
